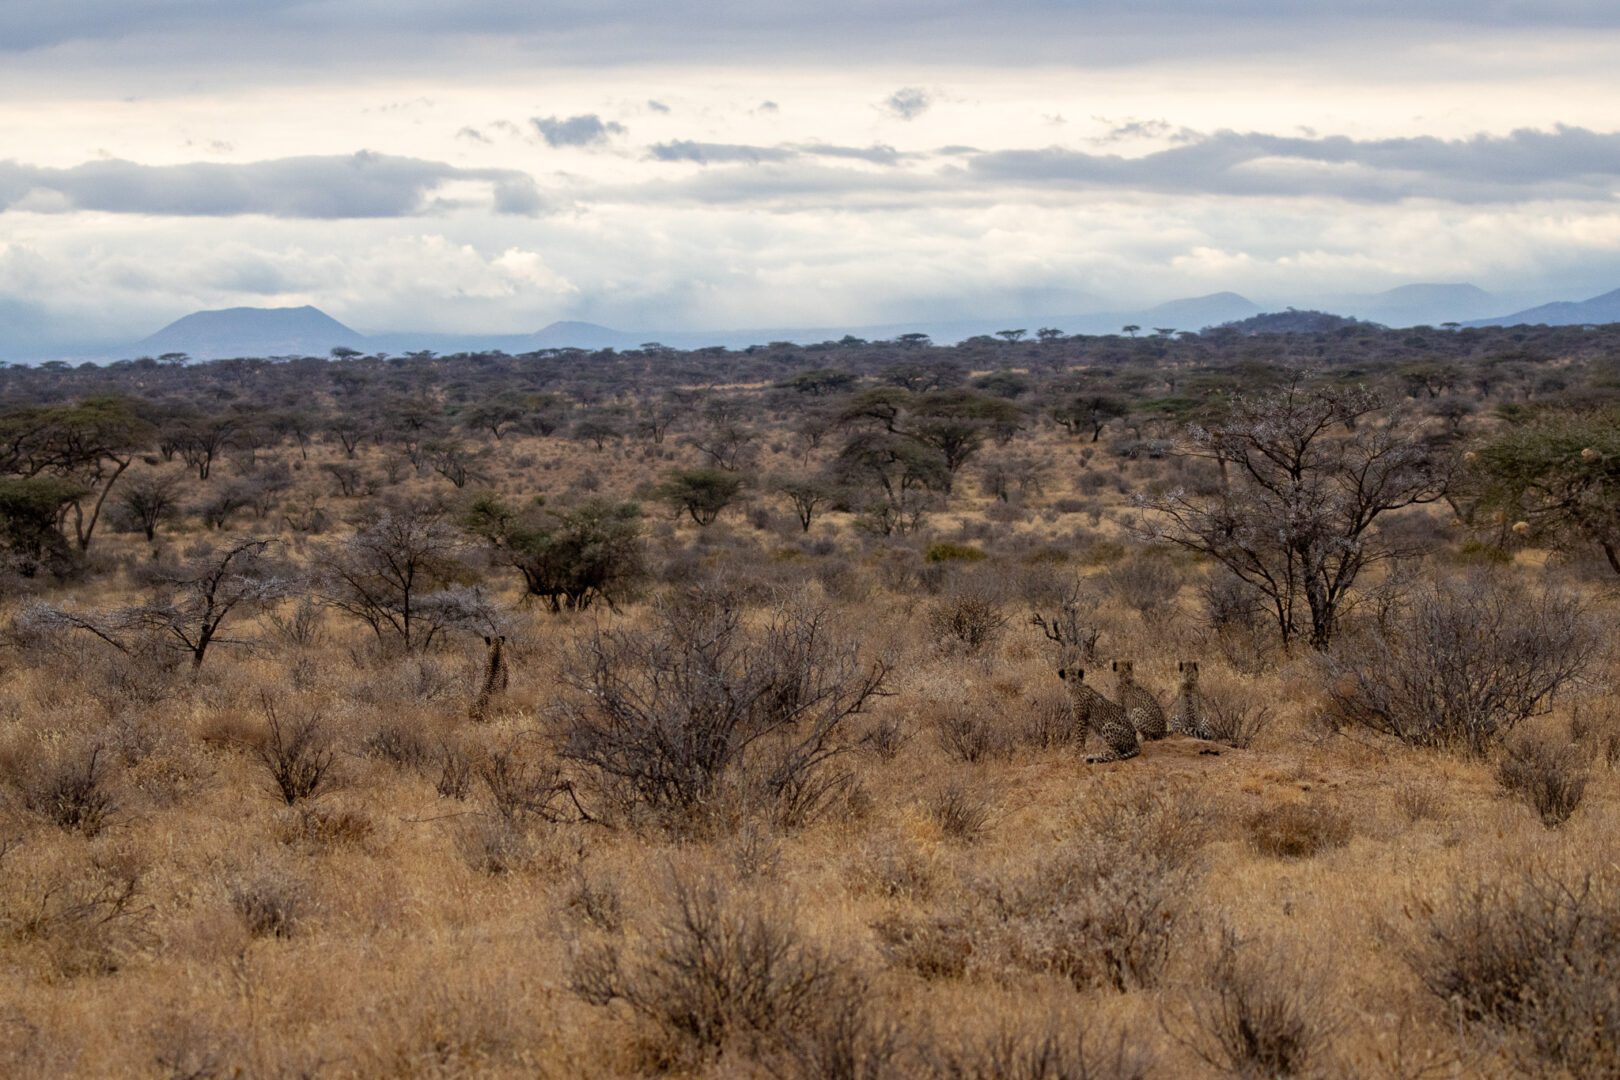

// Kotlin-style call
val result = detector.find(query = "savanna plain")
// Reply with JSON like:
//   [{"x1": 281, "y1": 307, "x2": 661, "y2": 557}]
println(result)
[{"x1": 1, "y1": 321, "x2": 1618, "y2": 1078}]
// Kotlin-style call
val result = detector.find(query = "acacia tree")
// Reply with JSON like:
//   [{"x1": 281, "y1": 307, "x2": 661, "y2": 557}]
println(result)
[
  {"x1": 1138, "y1": 379, "x2": 1442, "y2": 650},
  {"x1": 128, "y1": 538, "x2": 293, "y2": 667},
  {"x1": 462, "y1": 494, "x2": 645, "y2": 611},
  {"x1": 315, "y1": 504, "x2": 479, "y2": 650},
  {"x1": 0, "y1": 396, "x2": 152, "y2": 551},
  {"x1": 1468, "y1": 409, "x2": 1620, "y2": 575},
  {"x1": 657, "y1": 469, "x2": 744, "y2": 527}
]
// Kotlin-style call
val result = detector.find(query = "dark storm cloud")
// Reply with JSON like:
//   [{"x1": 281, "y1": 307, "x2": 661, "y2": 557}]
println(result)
[
  {"x1": 649, "y1": 141, "x2": 907, "y2": 166},
  {"x1": 532, "y1": 114, "x2": 625, "y2": 148},
  {"x1": 0, "y1": 151, "x2": 543, "y2": 217}
]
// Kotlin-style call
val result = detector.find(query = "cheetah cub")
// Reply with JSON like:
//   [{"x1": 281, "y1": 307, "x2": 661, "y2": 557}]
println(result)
[
  {"x1": 1058, "y1": 664, "x2": 1140, "y2": 763},
  {"x1": 1112, "y1": 660, "x2": 1167, "y2": 741},
  {"x1": 1169, "y1": 660, "x2": 1211, "y2": 740}
]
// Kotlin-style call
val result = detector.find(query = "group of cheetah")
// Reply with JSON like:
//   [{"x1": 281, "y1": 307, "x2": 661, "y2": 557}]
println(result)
[{"x1": 1058, "y1": 658, "x2": 1211, "y2": 763}]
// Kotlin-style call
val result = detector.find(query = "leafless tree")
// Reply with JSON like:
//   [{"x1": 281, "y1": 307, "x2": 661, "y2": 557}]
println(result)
[
  {"x1": 314, "y1": 504, "x2": 481, "y2": 651},
  {"x1": 1138, "y1": 378, "x2": 1443, "y2": 649}
]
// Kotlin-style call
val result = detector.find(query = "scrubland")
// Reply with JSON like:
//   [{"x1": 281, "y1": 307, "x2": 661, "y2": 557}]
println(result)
[{"x1": 1, "y1": 329, "x2": 1618, "y2": 1077}]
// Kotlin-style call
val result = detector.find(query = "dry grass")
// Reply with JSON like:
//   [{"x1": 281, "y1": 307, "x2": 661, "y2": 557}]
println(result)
[{"x1": 0, "y1": 416, "x2": 1614, "y2": 1079}]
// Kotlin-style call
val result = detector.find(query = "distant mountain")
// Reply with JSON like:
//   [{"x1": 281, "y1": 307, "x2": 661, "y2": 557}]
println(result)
[
  {"x1": 137, "y1": 305, "x2": 367, "y2": 360},
  {"x1": 1325, "y1": 283, "x2": 1499, "y2": 328},
  {"x1": 1469, "y1": 287, "x2": 1620, "y2": 328}
]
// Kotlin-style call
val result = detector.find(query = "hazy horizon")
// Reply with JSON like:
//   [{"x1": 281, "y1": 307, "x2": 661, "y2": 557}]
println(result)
[{"x1": 7, "y1": 2, "x2": 1620, "y2": 351}]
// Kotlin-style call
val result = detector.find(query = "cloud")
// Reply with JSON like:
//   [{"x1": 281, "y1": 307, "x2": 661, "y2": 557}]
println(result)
[
  {"x1": 646, "y1": 99, "x2": 671, "y2": 113},
  {"x1": 649, "y1": 141, "x2": 795, "y2": 165},
  {"x1": 882, "y1": 87, "x2": 933, "y2": 121},
  {"x1": 0, "y1": 151, "x2": 543, "y2": 218},
  {"x1": 647, "y1": 140, "x2": 907, "y2": 167},
  {"x1": 455, "y1": 126, "x2": 490, "y2": 143},
  {"x1": 532, "y1": 114, "x2": 625, "y2": 148},
  {"x1": 968, "y1": 126, "x2": 1620, "y2": 203}
]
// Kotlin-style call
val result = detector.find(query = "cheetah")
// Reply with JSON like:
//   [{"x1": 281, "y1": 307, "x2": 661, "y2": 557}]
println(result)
[
  {"x1": 469, "y1": 634, "x2": 510, "y2": 722},
  {"x1": 1169, "y1": 659, "x2": 1212, "y2": 740},
  {"x1": 1058, "y1": 665, "x2": 1140, "y2": 763},
  {"x1": 1112, "y1": 660, "x2": 1168, "y2": 741}
]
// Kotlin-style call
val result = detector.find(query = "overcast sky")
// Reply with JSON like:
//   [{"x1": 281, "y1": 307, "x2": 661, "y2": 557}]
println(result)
[{"x1": 4, "y1": 1, "x2": 1620, "y2": 346}]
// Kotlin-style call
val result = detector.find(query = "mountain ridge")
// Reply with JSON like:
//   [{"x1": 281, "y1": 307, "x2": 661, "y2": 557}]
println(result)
[{"x1": 19, "y1": 282, "x2": 1620, "y2": 363}]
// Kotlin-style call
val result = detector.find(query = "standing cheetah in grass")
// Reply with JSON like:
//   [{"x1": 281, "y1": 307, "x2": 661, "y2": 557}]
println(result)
[
  {"x1": 1112, "y1": 660, "x2": 1167, "y2": 741},
  {"x1": 1058, "y1": 665, "x2": 1140, "y2": 763},
  {"x1": 1169, "y1": 660, "x2": 1211, "y2": 739}
]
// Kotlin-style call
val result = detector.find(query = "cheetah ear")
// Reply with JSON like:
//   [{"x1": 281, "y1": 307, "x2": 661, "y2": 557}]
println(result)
[
  {"x1": 1057, "y1": 668, "x2": 1068, "y2": 681},
  {"x1": 1177, "y1": 661, "x2": 1184, "y2": 672},
  {"x1": 484, "y1": 635, "x2": 493, "y2": 646},
  {"x1": 1111, "y1": 659, "x2": 1119, "y2": 672}
]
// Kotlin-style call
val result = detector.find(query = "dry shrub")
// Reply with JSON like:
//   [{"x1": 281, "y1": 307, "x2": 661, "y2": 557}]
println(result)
[
  {"x1": 1393, "y1": 781, "x2": 1447, "y2": 825},
  {"x1": 1178, "y1": 927, "x2": 1339, "y2": 1078},
  {"x1": 251, "y1": 698, "x2": 335, "y2": 805},
  {"x1": 988, "y1": 782, "x2": 1210, "y2": 991},
  {"x1": 933, "y1": 705, "x2": 1015, "y2": 764},
  {"x1": 927, "y1": 581, "x2": 1010, "y2": 654},
  {"x1": 16, "y1": 742, "x2": 117, "y2": 836},
  {"x1": 570, "y1": 872, "x2": 857, "y2": 1068},
  {"x1": 849, "y1": 840, "x2": 938, "y2": 902},
  {"x1": 566, "y1": 874, "x2": 624, "y2": 933},
  {"x1": 1244, "y1": 800, "x2": 1352, "y2": 859},
  {"x1": 1320, "y1": 572, "x2": 1600, "y2": 753},
  {"x1": 276, "y1": 804, "x2": 375, "y2": 851},
  {"x1": 926, "y1": 1021, "x2": 1153, "y2": 1080},
  {"x1": 1496, "y1": 733, "x2": 1588, "y2": 827},
  {"x1": 1106, "y1": 549, "x2": 1181, "y2": 625},
  {"x1": 560, "y1": 590, "x2": 887, "y2": 829},
  {"x1": 1569, "y1": 699, "x2": 1620, "y2": 768},
  {"x1": 371, "y1": 981, "x2": 529, "y2": 1077},
  {"x1": 929, "y1": 782, "x2": 993, "y2": 843},
  {"x1": 453, "y1": 817, "x2": 536, "y2": 876},
  {"x1": 435, "y1": 740, "x2": 474, "y2": 800},
  {"x1": 863, "y1": 714, "x2": 910, "y2": 761},
  {"x1": 1021, "y1": 687, "x2": 1080, "y2": 750},
  {"x1": 0, "y1": 847, "x2": 151, "y2": 976},
  {"x1": 228, "y1": 870, "x2": 308, "y2": 939},
  {"x1": 1405, "y1": 863, "x2": 1620, "y2": 1076},
  {"x1": 871, "y1": 912, "x2": 976, "y2": 980},
  {"x1": 360, "y1": 721, "x2": 434, "y2": 772},
  {"x1": 1199, "y1": 677, "x2": 1275, "y2": 750}
]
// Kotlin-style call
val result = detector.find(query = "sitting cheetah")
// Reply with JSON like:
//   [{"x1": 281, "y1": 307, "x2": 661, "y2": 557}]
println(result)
[
  {"x1": 1058, "y1": 665, "x2": 1140, "y2": 763},
  {"x1": 1169, "y1": 660, "x2": 1212, "y2": 740},
  {"x1": 1112, "y1": 660, "x2": 1168, "y2": 741}
]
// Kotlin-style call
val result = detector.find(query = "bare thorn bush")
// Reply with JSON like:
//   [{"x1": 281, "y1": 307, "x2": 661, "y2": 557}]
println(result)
[
  {"x1": 1405, "y1": 863, "x2": 1620, "y2": 1076},
  {"x1": 1496, "y1": 733, "x2": 1588, "y2": 827},
  {"x1": 228, "y1": 870, "x2": 308, "y2": 939},
  {"x1": 20, "y1": 743, "x2": 116, "y2": 836},
  {"x1": 251, "y1": 696, "x2": 335, "y2": 805},
  {"x1": 1320, "y1": 572, "x2": 1600, "y2": 753},
  {"x1": 560, "y1": 590, "x2": 888, "y2": 829},
  {"x1": 1199, "y1": 676, "x2": 1276, "y2": 749},
  {"x1": 570, "y1": 872, "x2": 852, "y2": 1068},
  {"x1": 933, "y1": 705, "x2": 1015, "y2": 764},
  {"x1": 927, "y1": 582, "x2": 1009, "y2": 654},
  {"x1": 1177, "y1": 927, "x2": 1339, "y2": 1079},
  {"x1": 929, "y1": 782, "x2": 993, "y2": 843}
]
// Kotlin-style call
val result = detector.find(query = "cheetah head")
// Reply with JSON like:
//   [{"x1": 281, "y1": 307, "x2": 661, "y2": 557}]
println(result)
[
  {"x1": 1178, "y1": 660, "x2": 1199, "y2": 675},
  {"x1": 1111, "y1": 659, "x2": 1134, "y2": 678}
]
